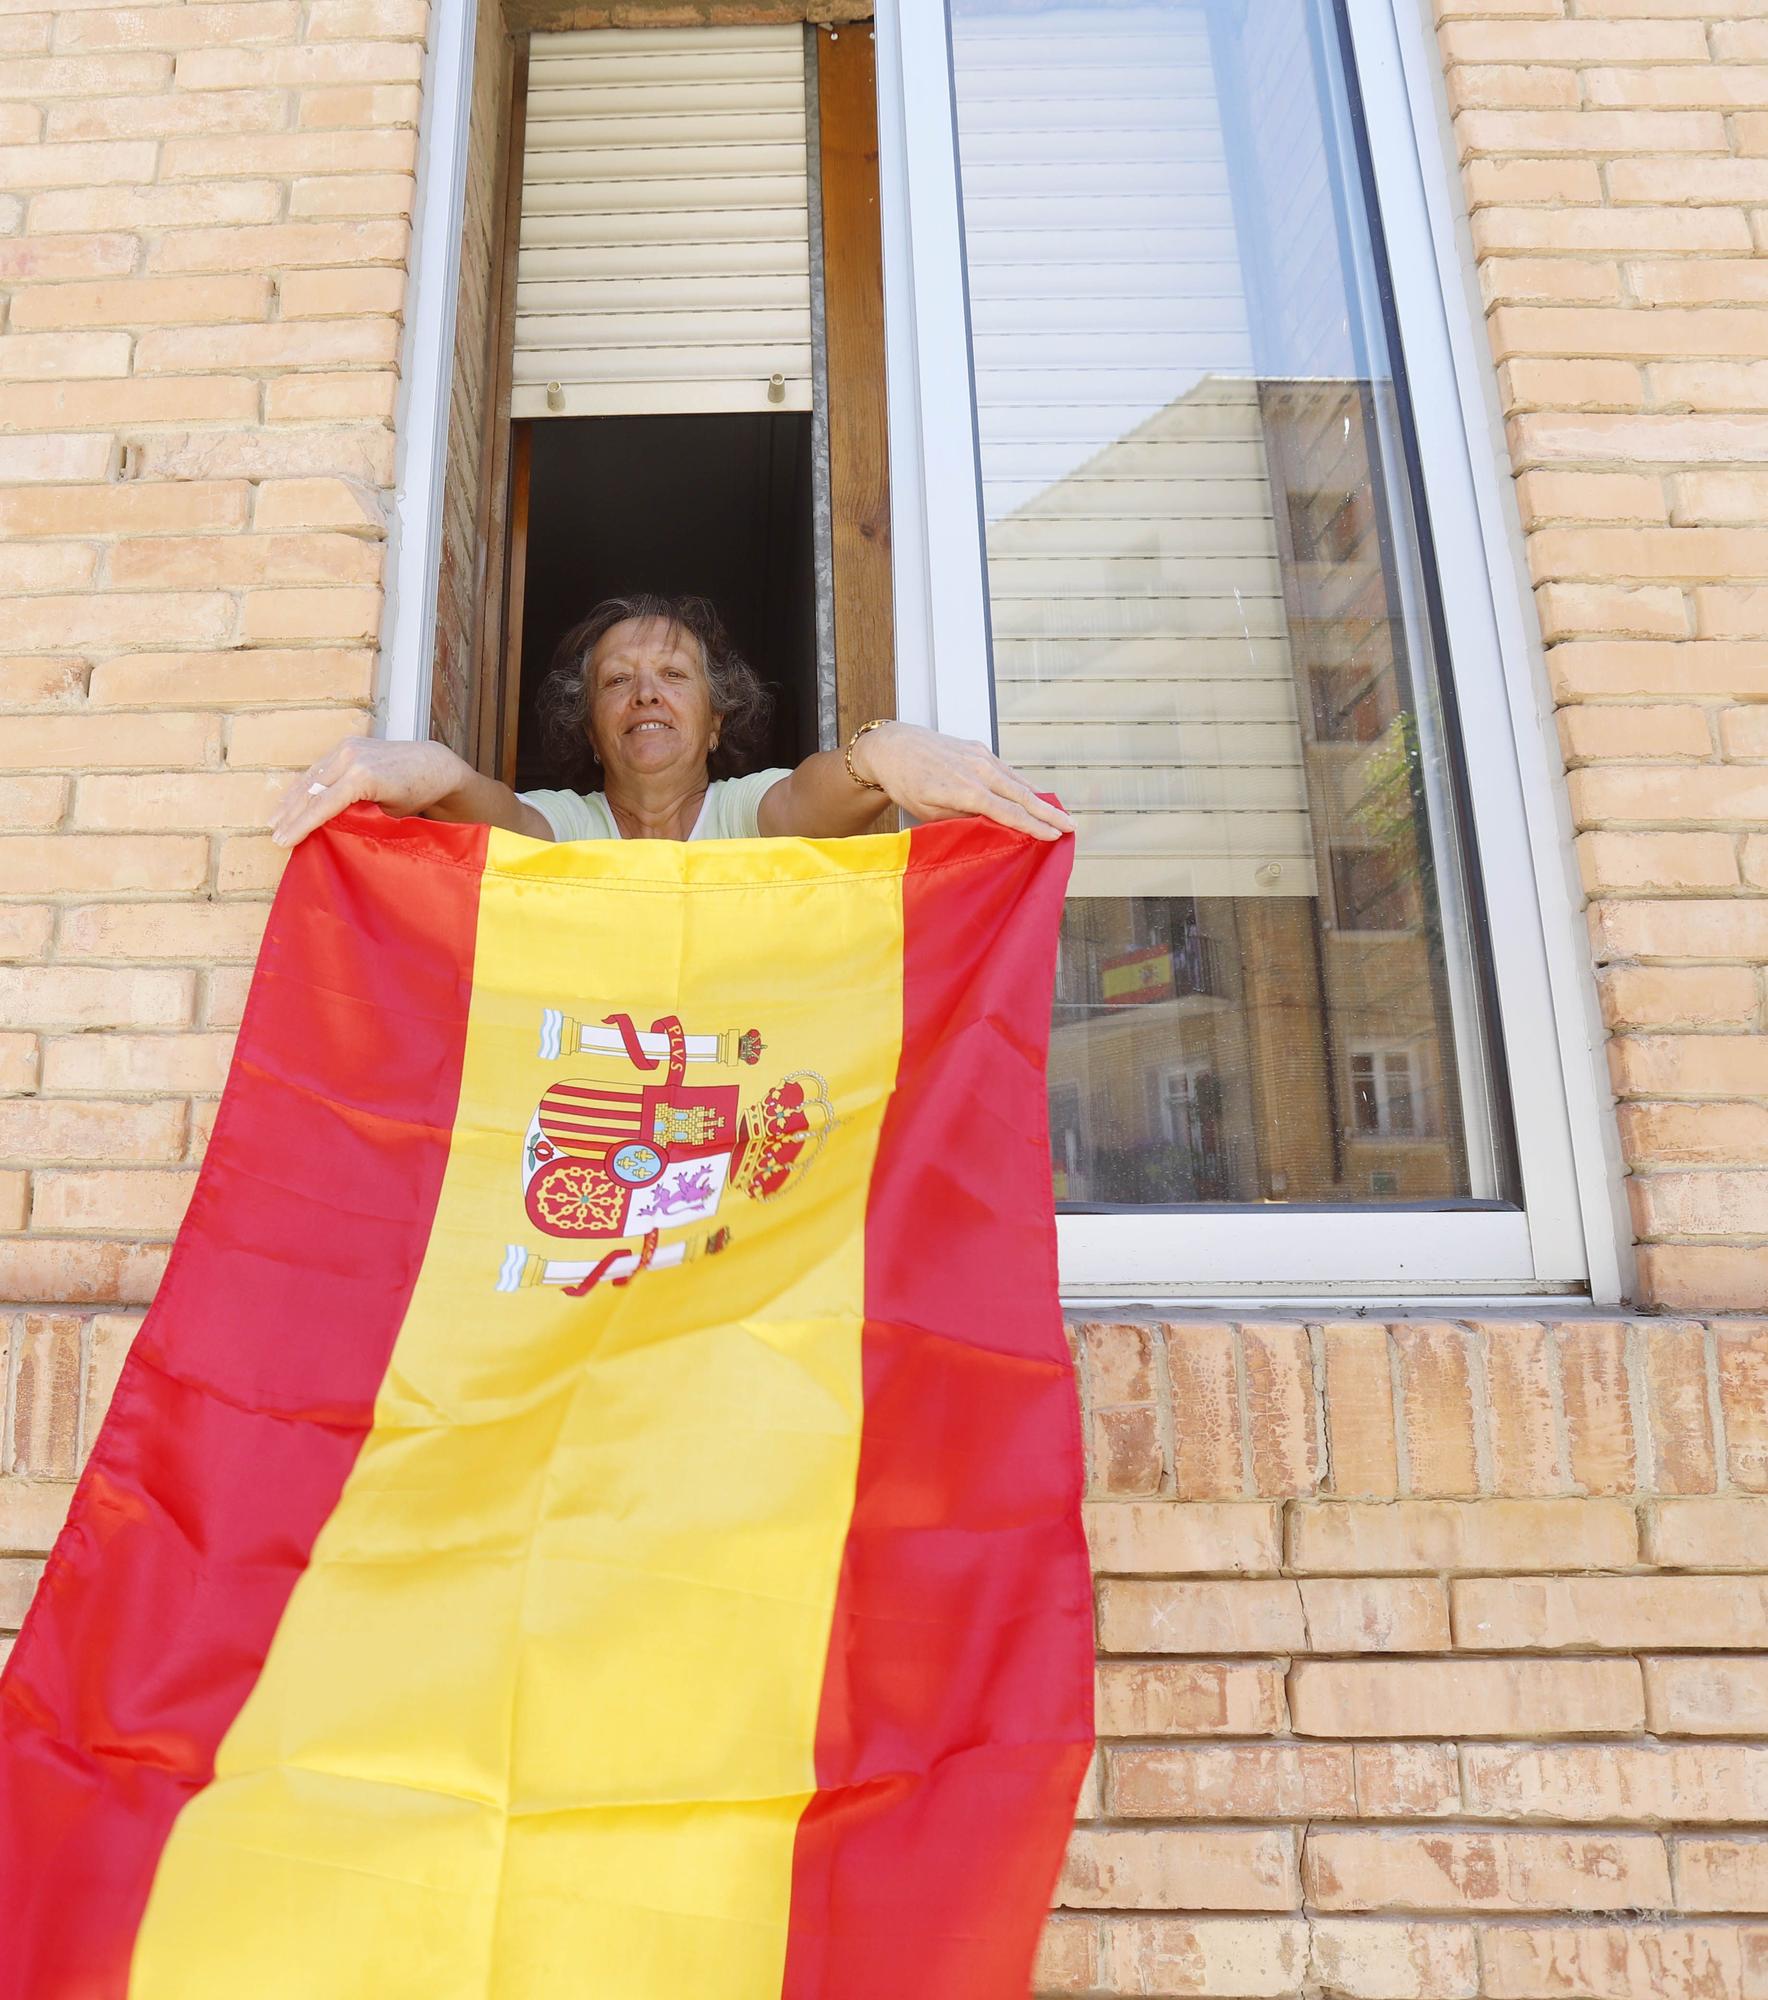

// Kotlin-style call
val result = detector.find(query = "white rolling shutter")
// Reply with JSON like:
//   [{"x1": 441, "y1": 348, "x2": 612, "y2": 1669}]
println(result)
[
  {"x1": 953, "y1": 7, "x2": 1318, "y2": 902},
  {"x1": 515, "y1": 26, "x2": 812, "y2": 418}
]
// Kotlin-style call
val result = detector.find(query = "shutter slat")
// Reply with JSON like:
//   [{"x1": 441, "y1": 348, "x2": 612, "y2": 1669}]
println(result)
[{"x1": 515, "y1": 25, "x2": 810, "y2": 420}]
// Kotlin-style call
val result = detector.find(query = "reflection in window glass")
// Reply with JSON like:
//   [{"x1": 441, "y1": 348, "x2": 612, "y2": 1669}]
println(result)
[{"x1": 949, "y1": 0, "x2": 1517, "y2": 1209}]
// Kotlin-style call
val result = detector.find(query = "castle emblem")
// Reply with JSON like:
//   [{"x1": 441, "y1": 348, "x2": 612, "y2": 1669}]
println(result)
[{"x1": 497, "y1": 1008, "x2": 835, "y2": 1296}]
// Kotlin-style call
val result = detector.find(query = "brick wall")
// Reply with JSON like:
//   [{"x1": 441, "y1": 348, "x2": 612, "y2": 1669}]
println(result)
[
  {"x1": 1441, "y1": 0, "x2": 1768, "y2": 1308},
  {"x1": 0, "y1": 0, "x2": 426, "y2": 1311},
  {"x1": 1038, "y1": 1316, "x2": 1768, "y2": 1999}
]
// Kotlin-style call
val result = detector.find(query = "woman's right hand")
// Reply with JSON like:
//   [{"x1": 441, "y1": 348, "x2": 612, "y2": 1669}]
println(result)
[{"x1": 270, "y1": 737, "x2": 472, "y2": 847}]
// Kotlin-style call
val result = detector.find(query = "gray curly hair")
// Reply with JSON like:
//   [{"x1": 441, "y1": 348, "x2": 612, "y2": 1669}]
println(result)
[{"x1": 533, "y1": 592, "x2": 774, "y2": 790}]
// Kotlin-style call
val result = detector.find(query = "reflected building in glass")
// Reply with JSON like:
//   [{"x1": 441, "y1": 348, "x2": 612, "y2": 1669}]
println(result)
[{"x1": 951, "y1": 0, "x2": 1515, "y2": 1212}]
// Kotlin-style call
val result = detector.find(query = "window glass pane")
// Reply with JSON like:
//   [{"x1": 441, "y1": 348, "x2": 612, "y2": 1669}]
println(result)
[{"x1": 950, "y1": 0, "x2": 1518, "y2": 1209}]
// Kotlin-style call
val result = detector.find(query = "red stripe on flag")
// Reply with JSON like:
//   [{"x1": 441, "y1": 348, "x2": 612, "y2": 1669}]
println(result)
[
  {"x1": 781, "y1": 818, "x2": 1095, "y2": 1999},
  {"x1": 0, "y1": 806, "x2": 485, "y2": 2000}
]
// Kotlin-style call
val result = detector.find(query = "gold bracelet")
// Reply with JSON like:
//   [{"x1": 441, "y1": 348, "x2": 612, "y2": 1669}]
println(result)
[{"x1": 844, "y1": 717, "x2": 889, "y2": 791}]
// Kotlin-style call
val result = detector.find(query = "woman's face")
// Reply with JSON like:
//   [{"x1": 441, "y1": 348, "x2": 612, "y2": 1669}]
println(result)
[{"x1": 586, "y1": 616, "x2": 718, "y2": 786}]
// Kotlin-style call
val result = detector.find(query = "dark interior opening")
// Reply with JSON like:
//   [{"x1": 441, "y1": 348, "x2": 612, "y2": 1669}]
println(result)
[{"x1": 513, "y1": 412, "x2": 819, "y2": 793}]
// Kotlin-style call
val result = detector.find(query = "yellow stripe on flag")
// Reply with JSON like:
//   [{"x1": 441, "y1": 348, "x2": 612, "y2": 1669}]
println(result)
[{"x1": 129, "y1": 829, "x2": 911, "y2": 1998}]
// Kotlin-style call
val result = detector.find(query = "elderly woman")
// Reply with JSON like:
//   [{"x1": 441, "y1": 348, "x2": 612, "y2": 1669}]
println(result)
[{"x1": 272, "y1": 591, "x2": 1073, "y2": 849}]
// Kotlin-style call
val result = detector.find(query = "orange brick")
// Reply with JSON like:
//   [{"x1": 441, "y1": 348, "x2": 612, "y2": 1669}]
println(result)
[
  {"x1": 87, "y1": 647, "x2": 375, "y2": 709},
  {"x1": 1446, "y1": 64, "x2": 1579, "y2": 111},
  {"x1": 0, "y1": 433, "x2": 114, "y2": 483},
  {"x1": 1058, "y1": 1829, "x2": 1298, "y2": 1914},
  {"x1": 0, "y1": 328, "x2": 130, "y2": 380},
  {"x1": 1289, "y1": 1498, "x2": 1637, "y2": 1572},
  {"x1": 1240, "y1": 1322, "x2": 1319, "y2": 1498},
  {"x1": 1108, "y1": 1744, "x2": 1353, "y2": 1820},
  {"x1": 1304, "y1": 1830, "x2": 1671, "y2": 1914},
  {"x1": 6, "y1": 1312, "x2": 82, "y2": 1478},
  {"x1": 0, "y1": 1171, "x2": 26, "y2": 1231},
  {"x1": 1093, "y1": 1405, "x2": 1163, "y2": 1497},
  {"x1": 306, "y1": 0, "x2": 428, "y2": 36},
  {"x1": 0, "y1": 1475, "x2": 71, "y2": 1553},
  {"x1": 1639, "y1": 262, "x2": 1768, "y2": 309},
  {"x1": 1321, "y1": 1323, "x2": 1399, "y2": 1498},
  {"x1": 108, "y1": 534, "x2": 382, "y2": 591},
  {"x1": 1482, "y1": 1926, "x2": 1751, "y2": 2000},
  {"x1": 0, "y1": 1033, "x2": 39, "y2": 1094},
  {"x1": 0, "y1": 138, "x2": 157, "y2": 190},
  {"x1": 1557, "y1": 1322, "x2": 1638, "y2": 1495},
  {"x1": 296, "y1": 84, "x2": 422, "y2": 131},
  {"x1": 1642, "y1": 1322, "x2": 1720, "y2": 1493},
  {"x1": 1646, "y1": 1657, "x2": 1768, "y2": 1736},
  {"x1": 264, "y1": 372, "x2": 398, "y2": 426},
  {"x1": 238, "y1": 586, "x2": 381, "y2": 644},
  {"x1": 1718, "y1": 1326, "x2": 1768, "y2": 1487},
  {"x1": 0, "y1": 480, "x2": 251, "y2": 538},
  {"x1": 1515, "y1": 414, "x2": 1764, "y2": 473},
  {"x1": 0, "y1": 712, "x2": 221, "y2": 773},
  {"x1": 252, "y1": 477, "x2": 384, "y2": 533},
  {"x1": 1613, "y1": 1039, "x2": 1768, "y2": 1098},
  {"x1": 1086, "y1": 1502, "x2": 1281, "y2": 1577},
  {"x1": 1632, "y1": 1171, "x2": 1768, "y2": 1239},
  {"x1": 160, "y1": 127, "x2": 422, "y2": 182},
  {"x1": 1095, "y1": 1916, "x2": 1308, "y2": 1998},
  {"x1": 1484, "y1": 208, "x2": 1749, "y2": 258},
  {"x1": 1476, "y1": 1321, "x2": 1564, "y2": 1494},
  {"x1": 135, "y1": 318, "x2": 399, "y2": 376},
  {"x1": 1600, "y1": 966, "x2": 1761, "y2": 1032},
  {"x1": 1552, "y1": 640, "x2": 1768, "y2": 702},
  {"x1": 1677, "y1": 1841, "x2": 1768, "y2": 1915},
  {"x1": 1393, "y1": 1324, "x2": 1479, "y2": 1497},
  {"x1": 1083, "y1": 1320, "x2": 1157, "y2": 1403},
  {"x1": 1642, "y1": 1247, "x2": 1768, "y2": 1314},
  {"x1": 0, "y1": 775, "x2": 68, "y2": 831},
  {"x1": 1352, "y1": 1745, "x2": 1461, "y2": 1821},
  {"x1": 1503, "y1": 359, "x2": 1645, "y2": 413},
  {"x1": 1647, "y1": 1498, "x2": 1768, "y2": 1570},
  {"x1": 0, "y1": 832, "x2": 209, "y2": 896},
  {"x1": 1702, "y1": 592, "x2": 1768, "y2": 645},
  {"x1": 276, "y1": 265, "x2": 408, "y2": 318},
  {"x1": 0, "y1": 656, "x2": 88, "y2": 708},
  {"x1": 1560, "y1": 706, "x2": 1714, "y2": 763},
  {"x1": 0, "y1": 591, "x2": 234, "y2": 651},
  {"x1": 1298, "y1": 1578, "x2": 1451, "y2": 1654},
  {"x1": 1033, "y1": 1914, "x2": 1098, "y2": 1996},
  {"x1": 0, "y1": 906, "x2": 53, "y2": 960},
  {"x1": 1442, "y1": 19, "x2": 1707, "y2": 60},
  {"x1": 216, "y1": 833, "x2": 289, "y2": 894},
  {"x1": 0, "y1": 1558, "x2": 44, "y2": 1626},
  {"x1": 1168, "y1": 1322, "x2": 1244, "y2": 1499},
  {"x1": 1466, "y1": 1744, "x2": 1768, "y2": 1824},
  {"x1": 1516, "y1": 471, "x2": 1669, "y2": 526},
  {"x1": 0, "y1": 965, "x2": 194, "y2": 1030},
  {"x1": 1481, "y1": 256, "x2": 1624, "y2": 309},
  {"x1": 174, "y1": 40, "x2": 423, "y2": 91},
  {"x1": 1310, "y1": 1919, "x2": 1477, "y2": 2000},
  {"x1": 1535, "y1": 583, "x2": 1688, "y2": 645},
  {"x1": 287, "y1": 169, "x2": 414, "y2": 218},
  {"x1": 134, "y1": 427, "x2": 397, "y2": 486},
  {"x1": 30, "y1": 1168, "x2": 197, "y2": 1235},
  {"x1": 1455, "y1": 1576, "x2": 1768, "y2": 1651},
  {"x1": 1592, "y1": 900, "x2": 1768, "y2": 963},
  {"x1": 59, "y1": 902, "x2": 269, "y2": 964},
  {"x1": 1094, "y1": 1660, "x2": 1286, "y2": 1738},
  {"x1": 7, "y1": 273, "x2": 270, "y2": 331},
  {"x1": 1462, "y1": 158, "x2": 1603, "y2": 208},
  {"x1": 1097, "y1": 1579, "x2": 1305, "y2": 1655},
  {"x1": 29, "y1": 181, "x2": 281, "y2": 232},
  {"x1": 0, "y1": 1097, "x2": 185, "y2": 1165},
  {"x1": 73, "y1": 770, "x2": 283, "y2": 832},
  {"x1": 149, "y1": 220, "x2": 408, "y2": 276},
  {"x1": 46, "y1": 88, "x2": 289, "y2": 144},
  {"x1": 1289, "y1": 1659, "x2": 1644, "y2": 1738},
  {"x1": 226, "y1": 708, "x2": 369, "y2": 770},
  {"x1": 203, "y1": 963, "x2": 252, "y2": 1029},
  {"x1": 57, "y1": 5, "x2": 302, "y2": 52},
  {"x1": 1580, "y1": 834, "x2": 1739, "y2": 894},
  {"x1": 0, "y1": 1237, "x2": 167, "y2": 1308},
  {"x1": 40, "y1": 1033, "x2": 235, "y2": 1098}
]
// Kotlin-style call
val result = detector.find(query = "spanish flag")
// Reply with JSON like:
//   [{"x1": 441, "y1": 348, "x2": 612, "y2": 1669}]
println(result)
[{"x1": 0, "y1": 805, "x2": 1093, "y2": 1999}]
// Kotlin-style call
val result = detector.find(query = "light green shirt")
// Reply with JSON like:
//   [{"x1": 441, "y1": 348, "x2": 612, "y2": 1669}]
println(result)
[{"x1": 518, "y1": 769, "x2": 791, "y2": 844}]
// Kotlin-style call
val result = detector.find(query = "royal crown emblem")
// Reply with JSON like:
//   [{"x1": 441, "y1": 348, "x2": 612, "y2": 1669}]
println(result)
[{"x1": 498, "y1": 1008, "x2": 835, "y2": 1297}]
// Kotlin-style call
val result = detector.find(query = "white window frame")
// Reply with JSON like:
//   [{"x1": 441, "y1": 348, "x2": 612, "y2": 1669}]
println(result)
[
  {"x1": 873, "y1": 0, "x2": 1629, "y2": 1302},
  {"x1": 384, "y1": 4, "x2": 1628, "y2": 1303}
]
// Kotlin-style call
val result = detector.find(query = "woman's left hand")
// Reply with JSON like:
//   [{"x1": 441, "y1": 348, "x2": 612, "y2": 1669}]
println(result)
[{"x1": 852, "y1": 722, "x2": 1075, "y2": 841}]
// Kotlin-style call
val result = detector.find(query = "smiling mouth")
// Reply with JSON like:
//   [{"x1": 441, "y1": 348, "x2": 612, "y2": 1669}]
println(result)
[{"x1": 626, "y1": 720, "x2": 673, "y2": 735}]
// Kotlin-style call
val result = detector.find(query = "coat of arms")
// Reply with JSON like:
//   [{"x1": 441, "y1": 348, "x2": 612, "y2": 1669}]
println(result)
[{"x1": 497, "y1": 1008, "x2": 835, "y2": 1296}]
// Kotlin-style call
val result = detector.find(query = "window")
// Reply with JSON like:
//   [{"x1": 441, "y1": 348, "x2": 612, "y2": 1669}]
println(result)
[{"x1": 872, "y1": 0, "x2": 1616, "y2": 1292}]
